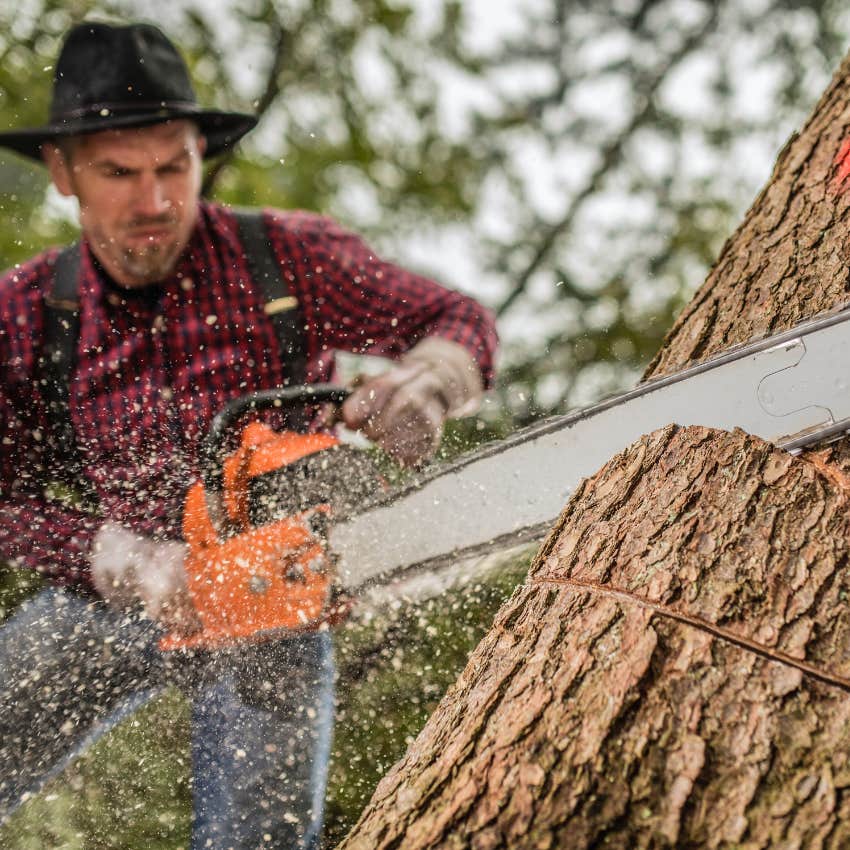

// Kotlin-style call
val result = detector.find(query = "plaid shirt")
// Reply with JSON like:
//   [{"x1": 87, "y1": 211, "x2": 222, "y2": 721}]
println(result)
[{"x1": 0, "y1": 201, "x2": 497, "y2": 591}]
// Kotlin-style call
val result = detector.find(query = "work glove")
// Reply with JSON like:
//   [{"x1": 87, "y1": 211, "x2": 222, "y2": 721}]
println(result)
[
  {"x1": 90, "y1": 521, "x2": 201, "y2": 635},
  {"x1": 341, "y1": 337, "x2": 484, "y2": 467}
]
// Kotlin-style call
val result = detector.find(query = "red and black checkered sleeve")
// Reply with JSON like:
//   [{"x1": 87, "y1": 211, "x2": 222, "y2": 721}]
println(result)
[
  {"x1": 266, "y1": 211, "x2": 498, "y2": 387},
  {"x1": 0, "y1": 259, "x2": 99, "y2": 592}
]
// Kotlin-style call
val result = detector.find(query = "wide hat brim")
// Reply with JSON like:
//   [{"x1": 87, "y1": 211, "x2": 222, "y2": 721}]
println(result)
[{"x1": 0, "y1": 106, "x2": 258, "y2": 162}]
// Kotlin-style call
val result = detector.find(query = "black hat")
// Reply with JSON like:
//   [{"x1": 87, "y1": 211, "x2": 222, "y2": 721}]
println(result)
[{"x1": 0, "y1": 21, "x2": 258, "y2": 161}]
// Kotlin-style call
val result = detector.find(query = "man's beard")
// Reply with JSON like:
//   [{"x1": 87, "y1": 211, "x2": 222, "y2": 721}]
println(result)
[
  {"x1": 87, "y1": 217, "x2": 184, "y2": 287},
  {"x1": 119, "y1": 238, "x2": 181, "y2": 284}
]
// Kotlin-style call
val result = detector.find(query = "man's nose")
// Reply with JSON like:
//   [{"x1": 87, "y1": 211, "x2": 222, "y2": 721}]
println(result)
[{"x1": 135, "y1": 173, "x2": 171, "y2": 217}]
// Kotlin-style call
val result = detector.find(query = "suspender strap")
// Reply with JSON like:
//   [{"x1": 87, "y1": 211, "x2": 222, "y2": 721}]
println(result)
[
  {"x1": 41, "y1": 213, "x2": 309, "y2": 471},
  {"x1": 233, "y1": 209, "x2": 308, "y2": 387},
  {"x1": 42, "y1": 244, "x2": 84, "y2": 478},
  {"x1": 41, "y1": 210, "x2": 307, "y2": 476}
]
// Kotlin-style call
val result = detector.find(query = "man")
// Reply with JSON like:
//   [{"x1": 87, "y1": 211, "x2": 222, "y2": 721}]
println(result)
[{"x1": 0, "y1": 21, "x2": 497, "y2": 850}]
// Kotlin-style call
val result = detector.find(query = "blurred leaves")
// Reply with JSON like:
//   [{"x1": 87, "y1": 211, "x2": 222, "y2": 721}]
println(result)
[
  {"x1": 3, "y1": 0, "x2": 846, "y2": 428},
  {"x1": 1, "y1": 689, "x2": 192, "y2": 850}
]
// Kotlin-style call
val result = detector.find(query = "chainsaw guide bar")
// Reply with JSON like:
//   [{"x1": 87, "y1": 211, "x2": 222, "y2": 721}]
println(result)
[{"x1": 330, "y1": 306, "x2": 850, "y2": 592}]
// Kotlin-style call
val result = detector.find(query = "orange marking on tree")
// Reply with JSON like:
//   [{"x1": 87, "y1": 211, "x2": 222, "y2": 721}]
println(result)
[{"x1": 831, "y1": 138, "x2": 850, "y2": 192}]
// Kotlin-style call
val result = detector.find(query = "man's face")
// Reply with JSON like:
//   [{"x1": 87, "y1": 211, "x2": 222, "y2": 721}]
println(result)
[{"x1": 44, "y1": 121, "x2": 206, "y2": 288}]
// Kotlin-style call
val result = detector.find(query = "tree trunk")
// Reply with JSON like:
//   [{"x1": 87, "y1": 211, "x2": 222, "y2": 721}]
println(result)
[{"x1": 337, "y1": 53, "x2": 850, "y2": 850}]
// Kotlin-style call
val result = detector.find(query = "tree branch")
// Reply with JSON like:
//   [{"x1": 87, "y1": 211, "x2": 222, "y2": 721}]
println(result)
[
  {"x1": 201, "y1": 7, "x2": 289, "y2": 197},
  {"x1": 495, "y1": 3, "x2": 721, "y2": 317}
]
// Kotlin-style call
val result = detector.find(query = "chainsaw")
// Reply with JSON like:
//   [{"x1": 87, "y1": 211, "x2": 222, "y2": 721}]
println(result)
[
  {"x1": 159, "y1": 386, "x2": 378, "y2": 650},
  {"x1": 163, "y1": 305, "x2": 850, "y2": 651}
]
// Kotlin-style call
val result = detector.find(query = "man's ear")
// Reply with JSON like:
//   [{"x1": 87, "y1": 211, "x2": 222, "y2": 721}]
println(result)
[{"x1": 42, "y1": 143, "x2": 75, "y2": 197}]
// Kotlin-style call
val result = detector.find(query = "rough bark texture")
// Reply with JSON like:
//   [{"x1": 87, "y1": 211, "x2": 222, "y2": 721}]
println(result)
[
  {"x1": 337, "y1": 48, "x2": 850, "y2": 850},
  {"x1": 339, "y1": 426, "x2": 850, "y2": 849}
]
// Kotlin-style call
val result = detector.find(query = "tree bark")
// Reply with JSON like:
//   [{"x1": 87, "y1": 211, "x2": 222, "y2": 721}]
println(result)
[{"x1": 337, "y1": 51, "x2": 850, "y2": 850}]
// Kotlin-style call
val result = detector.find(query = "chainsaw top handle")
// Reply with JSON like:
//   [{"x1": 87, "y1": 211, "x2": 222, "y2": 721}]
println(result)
[{"x1": 201, "y1": 385, "x2": 350, "y2": 496}]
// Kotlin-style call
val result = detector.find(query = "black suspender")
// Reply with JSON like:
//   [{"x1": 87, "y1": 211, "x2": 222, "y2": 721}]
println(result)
[
  {"x1": 233, "y1": 210, "x2": 307, "y2": 388},
  {"x1": 42, "y1": 244, "x2": 85, "y2": 481},
  {"x1": 40, "y1": 210, "x2": 308, "y2": 467}
]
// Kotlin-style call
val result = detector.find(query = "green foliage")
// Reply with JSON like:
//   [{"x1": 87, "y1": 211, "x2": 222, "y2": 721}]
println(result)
[
  {"x1": 0, "y1": 1, "x2": 86, "y2": 260},
  {"x1": 0, "y1": 689, "x2": 192, "y2": 850},
  {"x1": 0, "y1": 565, "x2": 43, "y2": 622}
]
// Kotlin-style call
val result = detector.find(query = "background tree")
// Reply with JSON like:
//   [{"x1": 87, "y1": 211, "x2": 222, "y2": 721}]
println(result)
[{"x1": 3, "y1": 0, "x2": 850, "y2": 427}]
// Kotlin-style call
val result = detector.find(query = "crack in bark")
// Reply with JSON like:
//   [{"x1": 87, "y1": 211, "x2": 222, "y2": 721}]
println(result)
[{"x1": 531, "y1": 576, "x2": 850, "y2": 695}]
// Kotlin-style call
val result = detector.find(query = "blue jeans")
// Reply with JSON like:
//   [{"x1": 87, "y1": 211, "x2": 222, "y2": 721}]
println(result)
[{"x1": 0, "y1": 587, "x2": 335, "y2": 850}]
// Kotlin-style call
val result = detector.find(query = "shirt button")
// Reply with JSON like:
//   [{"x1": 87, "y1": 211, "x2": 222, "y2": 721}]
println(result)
[
  {"x1": 180, "y1": 277, "x2": 194, "y2": 291},
  {"x1": 152, "y1": 315, "x2": 166, "y2": 333},
  {"x1": 161, "y1": 386, "x2": 174, "y2": 401}
]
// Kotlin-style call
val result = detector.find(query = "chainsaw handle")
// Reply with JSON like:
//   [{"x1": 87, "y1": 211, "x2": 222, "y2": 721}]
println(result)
[{"x1": 202, "y1": 385, "x2": 350, "y2": 495}]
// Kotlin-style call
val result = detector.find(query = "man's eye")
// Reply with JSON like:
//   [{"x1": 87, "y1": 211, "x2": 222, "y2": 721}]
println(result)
[{"x1": 107, "y1": 169, "x2": 131, "y2": 178}]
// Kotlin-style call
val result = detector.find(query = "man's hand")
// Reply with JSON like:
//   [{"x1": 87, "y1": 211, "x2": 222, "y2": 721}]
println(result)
[
  {"x1": 90, "y1": 521, "x2": 201, "y2": 635},
  {"x1": 341, "y1": 338, "x2": 484, "y2": 467}
]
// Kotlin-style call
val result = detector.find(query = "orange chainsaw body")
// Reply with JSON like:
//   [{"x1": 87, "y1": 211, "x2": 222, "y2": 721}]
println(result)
[{"x1": 160, "y1": 422, "x2": 340, "y2": 651}]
